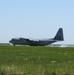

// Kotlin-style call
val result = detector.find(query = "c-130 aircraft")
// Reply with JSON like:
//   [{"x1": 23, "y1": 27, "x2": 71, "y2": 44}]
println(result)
[{"x1": 9, "y1": 28, "x2": 64, "y2": 46}]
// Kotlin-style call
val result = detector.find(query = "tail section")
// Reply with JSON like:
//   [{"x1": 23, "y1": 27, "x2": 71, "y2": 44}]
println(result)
[{"x1": 54, "y1": 28, "x2": 64, "y2": 41}]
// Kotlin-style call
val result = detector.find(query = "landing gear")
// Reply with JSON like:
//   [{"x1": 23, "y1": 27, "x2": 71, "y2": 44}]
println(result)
[{"x1": 13, "y1": 44, "x2": 15, "y2": 46}]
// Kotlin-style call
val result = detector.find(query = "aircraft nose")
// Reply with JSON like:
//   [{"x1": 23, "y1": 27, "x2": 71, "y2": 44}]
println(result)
[{"x1": 9, "y1": 40, "x2": 11, "y2": 43}]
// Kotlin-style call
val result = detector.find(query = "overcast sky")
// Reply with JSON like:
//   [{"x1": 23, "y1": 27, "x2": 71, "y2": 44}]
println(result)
[{"x1": 0, "y1": 0, "x2": 74, "y2": 44}]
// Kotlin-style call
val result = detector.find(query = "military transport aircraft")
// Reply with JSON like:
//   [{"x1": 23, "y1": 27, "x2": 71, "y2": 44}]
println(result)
[{"x1": 9, "y1": 28, "x2": 64, "y2": 46}]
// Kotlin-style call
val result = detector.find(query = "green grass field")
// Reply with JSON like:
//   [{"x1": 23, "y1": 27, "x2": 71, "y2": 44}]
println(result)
[{"x1": 0, "y1": 46, "x2": 74, "y2": 75}]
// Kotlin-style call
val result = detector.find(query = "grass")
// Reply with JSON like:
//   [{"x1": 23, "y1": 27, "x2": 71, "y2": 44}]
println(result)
[{"x1": 0, "y1": 46, "x2": 74, "y2": 75}]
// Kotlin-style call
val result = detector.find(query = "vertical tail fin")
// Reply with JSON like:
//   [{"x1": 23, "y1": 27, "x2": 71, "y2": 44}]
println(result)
[{"x1": 54, "y1": 28, "x2": 64, "y2": 41}]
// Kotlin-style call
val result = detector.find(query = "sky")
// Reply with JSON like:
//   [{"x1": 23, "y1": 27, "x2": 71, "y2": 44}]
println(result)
[{"x1": 0, "y1": 0, "x2": 74, "y2": 44}]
